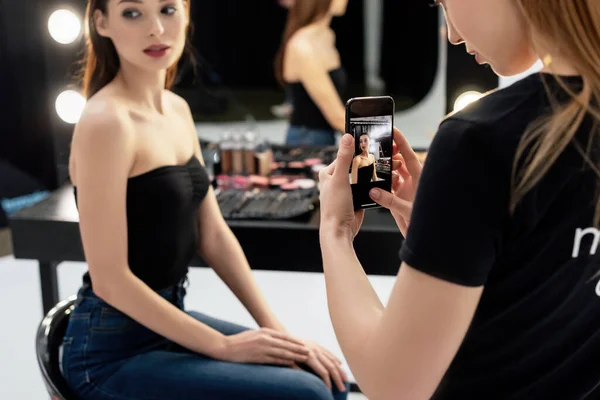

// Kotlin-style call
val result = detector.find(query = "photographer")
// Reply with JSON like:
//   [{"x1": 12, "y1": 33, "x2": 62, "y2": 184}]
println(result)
[{"x1": 318, "y1": 0, "x2": 600, "y2": 399}]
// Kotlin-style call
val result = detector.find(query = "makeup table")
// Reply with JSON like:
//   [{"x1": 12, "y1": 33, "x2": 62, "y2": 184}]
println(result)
[{"x1": 10, "y1": 183, "x2": 404, "y2": 317}]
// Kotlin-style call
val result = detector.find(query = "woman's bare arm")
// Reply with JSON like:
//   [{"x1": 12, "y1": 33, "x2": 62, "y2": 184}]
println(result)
[
  {"x1": 169, "y1": 95, "x2": 286, "y2": 331},
  {"x1": 320, "y1": 230, "x2": 482, "y2": 400},
  {"x1": 71, "y1": 102, "x2": 227, "y2": 358},
  {"x1": 372, "y1": 155, "x2": 378, "y2": 181},
  {"x1": 351, "y1": 157, "x2": 360, "y2": 184}
]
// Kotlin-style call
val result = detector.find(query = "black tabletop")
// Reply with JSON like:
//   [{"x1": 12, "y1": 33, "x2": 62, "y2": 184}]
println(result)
[{"x1": 10, "y1": 184, "x2": 404, "y2": 276}]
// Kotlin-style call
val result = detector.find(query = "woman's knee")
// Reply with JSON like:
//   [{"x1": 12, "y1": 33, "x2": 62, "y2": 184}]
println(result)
[{"x1": 287, "y1": 370, "x2": 338, "y2": 400}]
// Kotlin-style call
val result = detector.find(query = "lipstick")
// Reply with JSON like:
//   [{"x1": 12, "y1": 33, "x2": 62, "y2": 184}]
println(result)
[{"x1": 143, "y1": 44, "x2": 171, "y2": 58}]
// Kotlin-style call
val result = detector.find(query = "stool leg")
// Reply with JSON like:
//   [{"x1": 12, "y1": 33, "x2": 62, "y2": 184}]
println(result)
[{"x1": 39, "y1": 261, "x2": 59, "y2": 315}]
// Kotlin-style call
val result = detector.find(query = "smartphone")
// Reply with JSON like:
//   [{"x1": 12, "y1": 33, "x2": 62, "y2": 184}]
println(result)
[{"x1": 345, "y1": 96, "x2": 395, "y2": 210}]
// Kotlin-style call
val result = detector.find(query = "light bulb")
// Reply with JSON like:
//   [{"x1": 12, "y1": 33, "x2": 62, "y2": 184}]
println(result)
[
  {"x1": 48, "y1": 9, "x2": 81, "y2": 45},
  {"x1": 55, "y1": 90, "x2": 86, "y2": 124}
]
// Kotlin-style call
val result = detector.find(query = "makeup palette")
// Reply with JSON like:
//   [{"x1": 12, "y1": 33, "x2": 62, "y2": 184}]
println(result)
[
  {"x1": 269, "y1": 177, "x2": 289, "y2": 189},
  {"x1": 304, "y1": 158, "x2": 323, "y2": 167},
  {"x1": 287, "y1": 161, "x2": 306, "y2": 169},
  {"x1": 249, "y1": 175, "x2": 270, "y2": 188},
  {"x1": 281, "y1": 182, "x2": 300, "y2": 191},
  {"x1": 294, "y1": 179, "x2": 316, "y2": 190},
  {"x1": 231, "y1": 175, "x2": 251, "y2": 190}
]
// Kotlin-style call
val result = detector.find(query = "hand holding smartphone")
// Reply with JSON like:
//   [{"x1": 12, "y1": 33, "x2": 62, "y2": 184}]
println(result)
[{"x1": 345, "y1": 96, "x2": 395, "y2": 210}]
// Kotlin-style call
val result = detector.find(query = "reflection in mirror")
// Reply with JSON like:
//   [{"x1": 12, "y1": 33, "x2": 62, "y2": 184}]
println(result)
[{"x1": 172, "y1": 0, "x2": 439, "y2": 125}]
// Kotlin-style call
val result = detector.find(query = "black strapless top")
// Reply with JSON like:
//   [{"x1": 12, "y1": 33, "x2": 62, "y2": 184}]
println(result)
[
  {"x1": 357, "y1": 162, "x2": 374, "y2": 184},
  {"x1": 74, "y1": 156, "x2": 210, "y2": 290},
  {"x1": 288, "y1": 67, "x2": 347, "y2": 131}
]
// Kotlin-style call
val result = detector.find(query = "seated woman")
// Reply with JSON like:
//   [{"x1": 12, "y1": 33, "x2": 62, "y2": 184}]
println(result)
[
  {"x1": 275, "y1": 0, "x2": 348, "y2": 147},
  {"x1": 351, "y1": 132, "x2": 378, "y2": 184},
  {"x1": 61, "y1": 1, "x2": 348, "y2": 399}
]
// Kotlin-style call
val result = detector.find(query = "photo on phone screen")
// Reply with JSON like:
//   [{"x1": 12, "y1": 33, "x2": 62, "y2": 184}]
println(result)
[{"x1": 346, "y1": 97, "x2": 394, "y2": 210}]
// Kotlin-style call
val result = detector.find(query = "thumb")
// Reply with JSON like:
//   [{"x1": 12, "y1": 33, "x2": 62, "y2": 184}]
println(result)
[
  {"x1": 369, "y1": 188, "x2": 412, "y2": 216},
  {"x1": 333, "y1": 134, "x2": 355, "y2": 181}
]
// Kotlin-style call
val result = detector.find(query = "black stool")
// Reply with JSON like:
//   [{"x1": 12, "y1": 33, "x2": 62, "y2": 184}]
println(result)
[{"x1": 36, "y1": 296, "x2": 78, "y2": 400}]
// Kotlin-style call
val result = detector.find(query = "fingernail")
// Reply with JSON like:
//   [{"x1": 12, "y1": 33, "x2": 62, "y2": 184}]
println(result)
[
  {"x1": 370, "y1": 189, "x2": 380, "y2": 199},
  {"x1": 342, "y1": 135, "x2": 351, "y2": 146}
]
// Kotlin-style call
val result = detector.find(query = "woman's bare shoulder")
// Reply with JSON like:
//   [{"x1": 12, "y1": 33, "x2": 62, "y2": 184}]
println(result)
[
  {"x1": 164, "y1": 90, "x2": 192, "y2": 117},
  {"x1": 75, "y1": 90, "x2": 132, "y2": 142},
  {"x1": 69, "y1": 89, "x2": 135, "y2": 182},
  {"x1": 287, "y1": 31, "x2": 313, "y2": 54}
]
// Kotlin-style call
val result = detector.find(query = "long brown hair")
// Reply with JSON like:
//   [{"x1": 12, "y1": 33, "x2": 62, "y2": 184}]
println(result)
[
  {"x1": 81, "y1": 0, "x2": 195, "y2": 99},
  {"x1": 274, "y1": 0, "x2": 332, "y2": 86},
  {"x1": 511, "y1": 0, "x2": 600, "y2": 226}
]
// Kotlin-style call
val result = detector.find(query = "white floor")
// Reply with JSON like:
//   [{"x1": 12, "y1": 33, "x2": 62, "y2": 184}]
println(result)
[{"x1": 0, "y1": 254, "x2": 397, "y2": 399}]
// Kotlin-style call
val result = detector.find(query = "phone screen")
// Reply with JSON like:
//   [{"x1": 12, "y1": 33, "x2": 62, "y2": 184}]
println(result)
[{"x1": 346, "y1": 96, "x2": 395, "y2": 210}]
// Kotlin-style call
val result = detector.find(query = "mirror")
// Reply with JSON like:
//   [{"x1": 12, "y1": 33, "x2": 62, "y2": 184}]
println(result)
[{"x1": 173, "y1": 0, "x2": 439, "y2": 124}]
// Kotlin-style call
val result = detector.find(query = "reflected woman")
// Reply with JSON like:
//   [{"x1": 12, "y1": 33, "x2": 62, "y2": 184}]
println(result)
[
  {"x1": 275, "y1": 0, "x2": 348, "y2": 146},
  {"x1": 351, "y1": 133, "x2": 377, "y2": 184}
]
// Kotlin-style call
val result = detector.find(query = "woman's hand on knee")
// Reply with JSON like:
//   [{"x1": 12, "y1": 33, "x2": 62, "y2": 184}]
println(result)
[
  {"x1": 301, "y1": 341, "x2": 348, "y2": 393},
  {"x1": 214, "y1": 328, "x2": 310, "y2": 366}
]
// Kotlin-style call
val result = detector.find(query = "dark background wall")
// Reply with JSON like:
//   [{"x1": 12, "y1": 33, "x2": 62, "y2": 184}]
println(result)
[{"x1": 0, "y1": 0, "x2": 59, "y2": 193}]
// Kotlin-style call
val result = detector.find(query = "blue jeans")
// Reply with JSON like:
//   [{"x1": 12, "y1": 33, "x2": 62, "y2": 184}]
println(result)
[
  {"x1": 286, "y1": 125, "x2": 336, "y2": 146},
  {"x1": 61, "y1": 280, "x2": 349, "y2": 400}
]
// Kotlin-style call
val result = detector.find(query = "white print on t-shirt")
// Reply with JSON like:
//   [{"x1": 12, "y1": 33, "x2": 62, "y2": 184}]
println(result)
[
  {"x1": 572, "y1": 227, "x2": 599, "y2": 258},
  {"x1": 571, "y1": 227, "x2": 600, "y2": 296}
]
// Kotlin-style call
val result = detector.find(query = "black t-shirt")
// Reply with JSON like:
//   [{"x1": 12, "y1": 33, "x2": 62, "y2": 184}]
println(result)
[{"x1": 399, "y1": 73, "x2": 600, "y2": 399}]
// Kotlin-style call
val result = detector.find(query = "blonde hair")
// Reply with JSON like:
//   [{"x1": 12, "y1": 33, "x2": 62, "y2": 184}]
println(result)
[{"x1": 511, "y1": 0, "x2": 600, "y2": 226}]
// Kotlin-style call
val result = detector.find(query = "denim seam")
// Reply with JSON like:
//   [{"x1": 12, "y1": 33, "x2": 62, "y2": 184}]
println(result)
[
  {"x1": 79, "y1": 333, "x2": 166, "y2": 400},
  {"x1": 82, "y1": 331, "x2": 89, "y2": 385}
]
